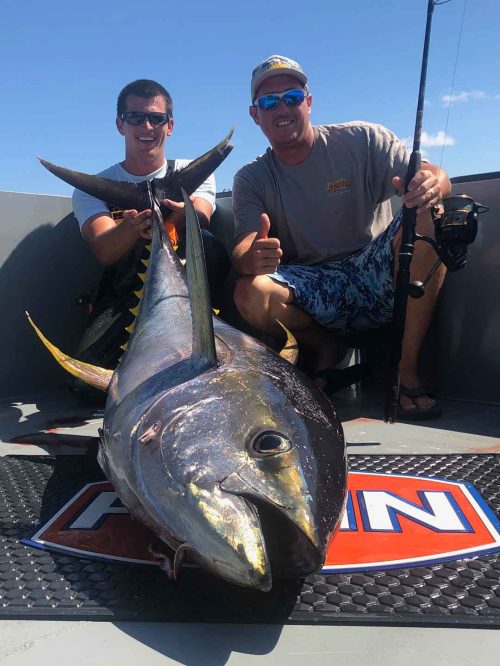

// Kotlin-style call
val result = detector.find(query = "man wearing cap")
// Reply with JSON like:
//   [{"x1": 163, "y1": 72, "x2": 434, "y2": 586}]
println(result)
[{"x1": 231, "y1": 55, "x2": 451, "y2": 419}]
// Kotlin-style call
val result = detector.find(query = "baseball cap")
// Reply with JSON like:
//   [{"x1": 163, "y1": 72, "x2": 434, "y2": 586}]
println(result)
[{"x1": 251, "y1": 55, "x2": 308, "y2": 101}]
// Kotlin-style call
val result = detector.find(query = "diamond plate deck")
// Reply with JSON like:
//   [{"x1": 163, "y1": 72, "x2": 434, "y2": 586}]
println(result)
[{"x1": 0, "y1": 454, "x2": 499, "y2": 626}]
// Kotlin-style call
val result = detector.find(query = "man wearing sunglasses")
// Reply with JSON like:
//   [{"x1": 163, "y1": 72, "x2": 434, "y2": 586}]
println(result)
[
  {"x1": 70, "y1": 79, "x2": 229, "y2": 403},
  {"x1": 73, "y1": 78, "x2": 223, "y2": 268},
  {"x1": 231, "y1": 55, "x2": 451, "y2": 420}
]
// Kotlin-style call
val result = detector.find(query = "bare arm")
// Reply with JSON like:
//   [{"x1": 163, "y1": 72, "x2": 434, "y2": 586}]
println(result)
[
  {"x1": 232, "y1": 214, "x2": 283, "y2": 275},
  {"x1": 82, "y1": 209, "x2": 150, "y2": 267},
  {"x1": 82, "y1": 197, "x2": 213, "y2": 267}
]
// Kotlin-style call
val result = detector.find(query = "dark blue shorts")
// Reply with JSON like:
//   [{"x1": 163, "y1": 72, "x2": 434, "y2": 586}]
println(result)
[{"x1": 270, "y1": 210, "x2": 402, "y2": 335}]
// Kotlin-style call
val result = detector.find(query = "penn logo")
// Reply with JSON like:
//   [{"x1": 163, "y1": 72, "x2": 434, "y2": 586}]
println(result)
[
  {"x1": 24, "y1": 481, "x2": 157, "y2": 565},
  {"x1": 324, "y1": 472, "x2": 500, "y2": 572},
  {"x1": 24, "y1": 473, "x2": 500, "y2": 572}
]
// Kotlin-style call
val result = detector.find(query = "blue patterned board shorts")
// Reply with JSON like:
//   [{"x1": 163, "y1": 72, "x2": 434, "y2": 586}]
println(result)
[{"x1": 270, "y1": 210, "x2": 402, "y2": 335}]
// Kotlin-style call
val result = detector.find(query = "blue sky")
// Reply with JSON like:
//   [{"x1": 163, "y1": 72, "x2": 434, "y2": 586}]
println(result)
[{"x1": 1, "y1": 0, "x2": 498, "y2": 197}]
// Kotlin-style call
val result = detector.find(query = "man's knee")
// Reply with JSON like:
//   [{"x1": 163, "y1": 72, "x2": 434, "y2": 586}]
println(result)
[
  {"x1": 234, "y1": 275, "x2": 263, "y2": 313},
  {"x1": 234, "y1": 275, "x2": 273, "y2": 325}
]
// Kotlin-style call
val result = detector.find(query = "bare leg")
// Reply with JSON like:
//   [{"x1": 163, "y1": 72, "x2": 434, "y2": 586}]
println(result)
[
  {"x1": 392, "y1": 209, "x2": 446, "y2": 413},
  {"x1": 233, "y1": 275, "x2": 345, "y2": 376}
]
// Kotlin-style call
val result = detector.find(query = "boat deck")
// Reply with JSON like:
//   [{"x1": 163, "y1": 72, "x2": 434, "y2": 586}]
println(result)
[
  {"x1": 1, "y1": 387, "x2": 499, "y2": 664},
  {"x1": 2, "y1": 386, "x2": 499, "y2": 457}
]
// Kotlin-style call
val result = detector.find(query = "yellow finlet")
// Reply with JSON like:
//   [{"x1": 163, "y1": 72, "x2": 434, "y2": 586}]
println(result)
[
  {"x1": 129, "y1": 305, "x2": 139, "y2": 317},
  {"x1": 134, "y1": 288, "x2": 144, "y2": 299},
  {"x1": 125, "y1": 322, "x2": 135, "y2": 334},
  {"x1": 27, "y1": 312, "x2": 112, "y2": 392},
  {"x1": 277, "y1": 320, "x2": 299, "y2": 366}
]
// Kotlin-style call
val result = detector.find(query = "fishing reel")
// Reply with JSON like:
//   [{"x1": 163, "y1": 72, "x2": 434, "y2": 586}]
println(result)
[
  {"x1": 408, "y1": 194, "x2": 489, "y2": 298},
  {"x1": 434, "y1": 194, "x2": 487, "y2": 271}
]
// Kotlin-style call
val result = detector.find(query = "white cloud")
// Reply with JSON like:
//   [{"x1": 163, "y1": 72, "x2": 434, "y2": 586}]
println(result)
[
  {"x1": 421, "y1": 131, "x2": 456, "y2": 147},
  {"x1": 441, "y1": 90, "x2": 486, "y2": 104},
  {"x1": 401, "y1": 131, "x2": 455, "y2": 154}
]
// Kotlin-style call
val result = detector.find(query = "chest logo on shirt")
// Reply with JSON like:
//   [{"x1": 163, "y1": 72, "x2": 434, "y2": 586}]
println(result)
[{"x1": 326, "y1": 178, "x2": 351, "y2": 194}]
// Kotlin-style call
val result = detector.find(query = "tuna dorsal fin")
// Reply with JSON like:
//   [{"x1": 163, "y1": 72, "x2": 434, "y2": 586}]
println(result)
[
  {"x1": 182, "y1": 189, "x2": 217, "y2": 368},
  {"x1": 27, "y1": 313, "x2": 112, "y2": 392}
]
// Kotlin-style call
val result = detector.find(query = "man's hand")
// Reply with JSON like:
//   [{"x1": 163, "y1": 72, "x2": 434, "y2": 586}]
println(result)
[
  {"x1": 162, "y1": 196, "x2": 195, "y2": 233},
  {"x1": 392, "y1": 169, "x2": 442, "y2": 213},
  {"x1": 246, "y1": 214, "x2": 283, "y2": 275},
  {"x1": 123, "y1": 208, "x2": 153, "y2": 239}
]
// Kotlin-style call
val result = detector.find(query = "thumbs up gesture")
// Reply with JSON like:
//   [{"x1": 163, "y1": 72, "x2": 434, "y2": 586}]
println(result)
[
  {"x1": 248, "y1": 213, "x2": 283, "y2": 275},
  {"x1": 255, "y1": 213, "x2": 271, "y2": 241}
]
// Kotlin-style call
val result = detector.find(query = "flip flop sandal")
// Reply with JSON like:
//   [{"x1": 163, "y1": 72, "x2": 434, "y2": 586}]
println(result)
[{"x1": 396, "y1": 385, "x2": 442, "y2": 421}]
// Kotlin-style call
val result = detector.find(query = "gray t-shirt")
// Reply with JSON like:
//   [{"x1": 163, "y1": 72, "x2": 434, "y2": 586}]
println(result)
[
  {"x1": 72, "y1": 159, "x2": 216, "y2": 230},
  {"x1": 233, "y1": 122, "x2": 409, "y2": 265}
]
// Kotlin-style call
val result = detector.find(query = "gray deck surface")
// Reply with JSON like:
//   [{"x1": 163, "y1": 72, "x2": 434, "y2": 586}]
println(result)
[
  {"x1": 1, "y1": 621, "x2": 499, "y2": 666},
  {"x1": 1, "y1": 387, "x2": 499, "y2": 456}
]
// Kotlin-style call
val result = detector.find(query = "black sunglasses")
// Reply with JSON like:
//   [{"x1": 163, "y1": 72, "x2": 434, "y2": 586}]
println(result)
[{"x1": 120, "y1": 111, "x2": 171, "y2": 126}]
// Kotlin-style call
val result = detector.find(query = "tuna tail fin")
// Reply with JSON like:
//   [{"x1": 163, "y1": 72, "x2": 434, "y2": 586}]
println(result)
[
  {"x1": 154, "y1": 128, "x2": 234, "y2": 203},
  {"x1": 38, "y1": 128, "x2": 234, "y2": 213},
  {"x1": 38, "y1": 158, "x2": 143, "y2": 211},
  {"x1": 27, "y1": 312, "x2": 113, "y2": 392},
  {"x1": 182, "y1": 189, "x2": 217, "y2": 368}
]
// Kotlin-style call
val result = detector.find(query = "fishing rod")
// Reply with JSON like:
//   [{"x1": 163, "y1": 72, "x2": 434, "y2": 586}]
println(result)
[
  {"x1": 385, "y1": 0, "x2": 488, "y2": 422},
  {"x1": 384, "y1": 0, "x2": 450, "y2": 423}
]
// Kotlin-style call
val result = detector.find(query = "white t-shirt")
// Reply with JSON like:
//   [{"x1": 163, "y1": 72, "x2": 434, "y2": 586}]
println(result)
[{"x1": 72, "y1": 159, "x2": 216, "y2": 230}]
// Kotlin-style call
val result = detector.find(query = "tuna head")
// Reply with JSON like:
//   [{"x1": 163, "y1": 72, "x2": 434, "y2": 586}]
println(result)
[{"x1": 125, "y1": 356, "x2": 346, "y2": 592}]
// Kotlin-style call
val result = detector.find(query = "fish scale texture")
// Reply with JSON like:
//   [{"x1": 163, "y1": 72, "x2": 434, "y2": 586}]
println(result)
[{"x1": 0, "y1": 454, "x2": 499, "y2": 626}]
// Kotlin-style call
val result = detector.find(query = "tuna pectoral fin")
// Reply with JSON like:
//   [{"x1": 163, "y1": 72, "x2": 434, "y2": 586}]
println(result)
[
  {"x1": 27, "y1": 313, "x2": 112, "y2": 392},
  {"x1": 277, "y1": 321, "x2": 299, "y2": 365},
  {"x1": 182, "y1": 189, "x2": 217, "y2": 368}
]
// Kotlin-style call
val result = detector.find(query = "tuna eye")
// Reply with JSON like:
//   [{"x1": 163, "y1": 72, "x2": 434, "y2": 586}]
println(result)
[{"x1": 251, "y1": 431, "x2": 292, "y2": 456}]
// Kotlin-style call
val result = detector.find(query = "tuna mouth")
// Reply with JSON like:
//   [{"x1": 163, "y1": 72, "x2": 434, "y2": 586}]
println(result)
[{"x1": 246, "y1": 496, "x2": 322, "y2": 578}]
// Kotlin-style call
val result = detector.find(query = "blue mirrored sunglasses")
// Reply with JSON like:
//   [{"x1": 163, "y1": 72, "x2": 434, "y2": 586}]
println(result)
[
  {"x1": 120, "y1": 111, "x2": 171, "y2": 126},
  {"x1": 254, "y1": 89, "x2": 307, "y2": 111}
]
